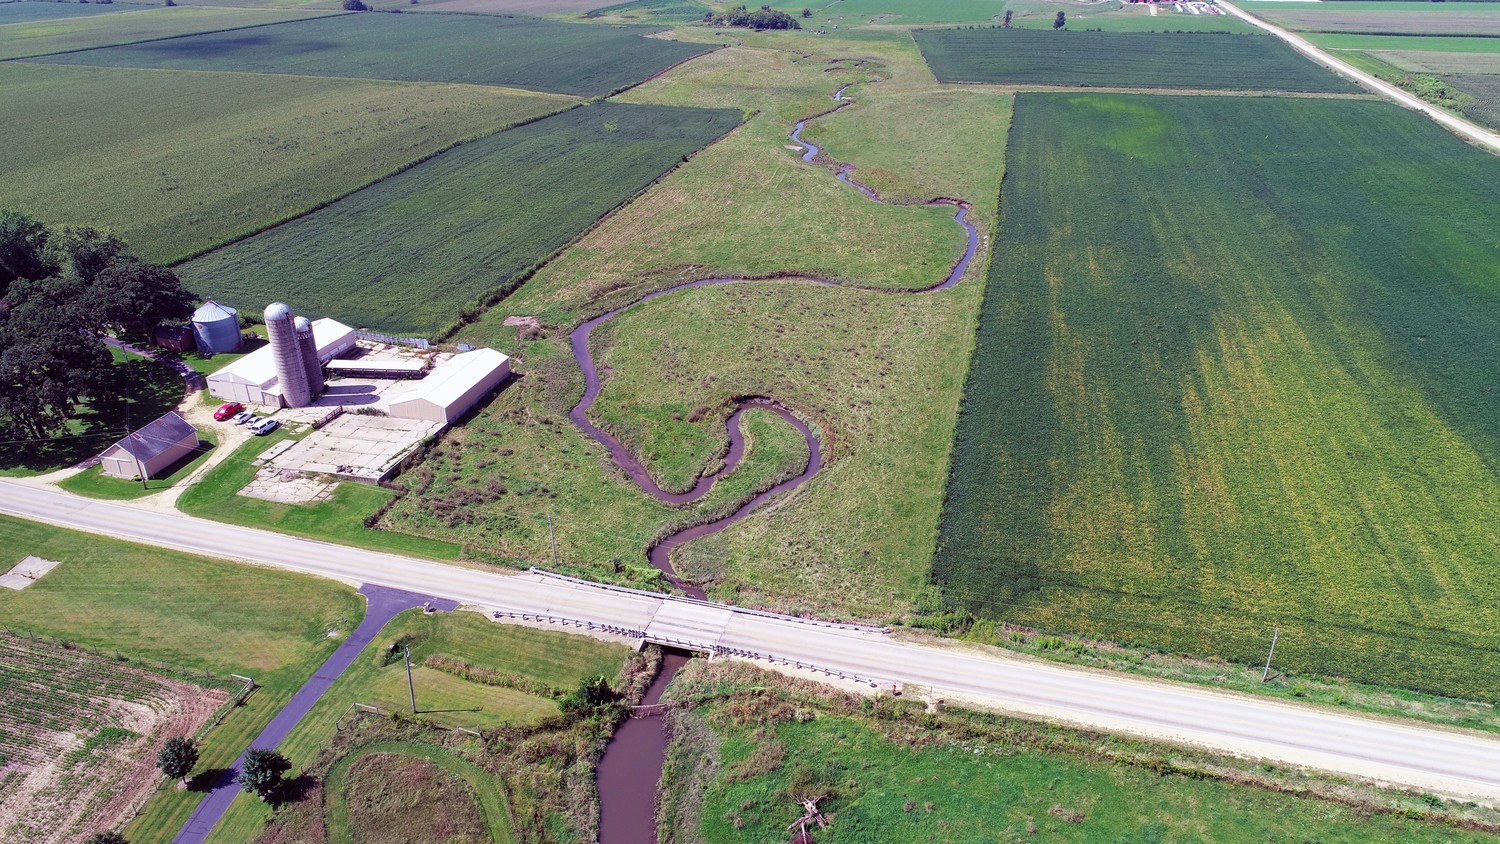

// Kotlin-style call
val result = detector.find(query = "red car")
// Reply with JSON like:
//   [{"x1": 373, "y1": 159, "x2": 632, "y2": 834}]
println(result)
[{"x1": 213, "y1": 402, "x2": 245, "y2": 421}]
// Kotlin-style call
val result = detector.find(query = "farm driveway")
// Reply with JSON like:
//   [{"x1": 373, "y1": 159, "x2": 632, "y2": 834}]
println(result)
[{"x1": 172, "y1": 584, "x2": 457, "y2": 844}]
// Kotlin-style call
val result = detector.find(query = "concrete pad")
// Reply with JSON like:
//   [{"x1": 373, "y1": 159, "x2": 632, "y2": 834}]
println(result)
[
  {"x1": 0, "y1": 556, "x2": 60, "y2": 590},
  {"x1": 238, "y1": 467, "x2": 336, "y2": 505},
  {"x1": 267, "y1": 414, "x2": 440, "y2": 482}
]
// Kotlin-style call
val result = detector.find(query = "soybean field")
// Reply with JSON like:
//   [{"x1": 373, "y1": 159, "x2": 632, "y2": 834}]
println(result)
[
  {"x1": 912, "y1": 28, "x2": 1355, "y2": 91},
  {"x1": 934, "y1": 93, "x2": 1500, "y2": 702},
  {"x1": 0, "y1": 5, "x2": 334, "y2": 60},
  {"x1": 35, "y1": 11, "x2": 715, "y2": 96},
  {"x1": 179, "y1": 102, "x2": 742, "y2": 335}
]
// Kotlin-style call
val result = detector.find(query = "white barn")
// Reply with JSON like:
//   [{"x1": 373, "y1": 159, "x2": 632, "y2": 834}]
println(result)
[
  {"x1": 387, "y1": 349, "x2": 511, "y2": 424},
  {"x1": 207, "y1": 318, "x2": 356, "y2": 407}
]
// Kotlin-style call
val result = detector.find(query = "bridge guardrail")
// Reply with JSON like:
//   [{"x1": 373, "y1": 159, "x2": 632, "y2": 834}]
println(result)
[{"x1": 527, "y1": 568, "x2": 889, "y2": 634}]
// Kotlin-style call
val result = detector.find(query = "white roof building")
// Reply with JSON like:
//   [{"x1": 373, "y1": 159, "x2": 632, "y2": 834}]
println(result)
[
  {"x1": 386, "y1": 349, "x2": 511, "y2": 424},
  {"x1": 207, "y1": 317, "x2": 356, "y2": 407}
]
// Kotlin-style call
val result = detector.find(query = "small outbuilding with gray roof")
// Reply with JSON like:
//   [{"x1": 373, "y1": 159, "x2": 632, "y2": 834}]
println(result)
[{"x1": 98, "y1": 411, "x2": 200, "y2": 480}]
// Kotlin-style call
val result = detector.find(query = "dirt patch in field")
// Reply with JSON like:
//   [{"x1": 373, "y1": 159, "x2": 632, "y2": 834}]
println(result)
[
  {"x1": 0, "y1": 635, "x2": 230, "y2": 843},
  {"x1": 345, "y1": 753, "x2": 486, "y2": 843}
]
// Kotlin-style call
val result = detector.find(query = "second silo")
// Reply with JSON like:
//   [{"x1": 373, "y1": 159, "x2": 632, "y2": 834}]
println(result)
[
  {"x1": 264, "y1": 302, "x2": 311, "y2": 408},
  {"x1": 294, "y1": 316, "x2": 325, "y2": 397},
  {"x1": 191, "y1": 300, "x2": 241, "y2": 355}
]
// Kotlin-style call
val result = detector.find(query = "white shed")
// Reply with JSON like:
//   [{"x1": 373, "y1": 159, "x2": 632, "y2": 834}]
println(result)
[
  {"x1": 387, "y1": 349, "x2": 511, "y2": 424},
  {"x1": 99, "y1": 412, "x2": 199, "y2": 480}
]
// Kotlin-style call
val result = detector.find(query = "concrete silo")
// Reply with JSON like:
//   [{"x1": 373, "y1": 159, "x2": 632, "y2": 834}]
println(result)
[
  {"x1": 294, "y1": 316, "x2": 325, "y2": 397},
  {"x1": 191, "y1": 300, "x2": 241, "y2": 354},
  {"x1": 264, "y1": 302, "x2": 311, "y2": 408}
]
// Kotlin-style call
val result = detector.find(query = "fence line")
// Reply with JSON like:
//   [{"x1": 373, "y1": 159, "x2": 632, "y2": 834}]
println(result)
[{"x1": 355, "y1": 330, "x2": 429, "y2": 350}]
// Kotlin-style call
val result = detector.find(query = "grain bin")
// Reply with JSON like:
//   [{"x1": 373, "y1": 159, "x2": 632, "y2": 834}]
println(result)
[
  {"x1": 294, "y1": 316, "x2": 325, "y2": 396},
  {"x1": 265, "y1": 302, "x2": 310, "y2": 408},
  {"x1": 191, "y1": 300, "x2": 241, "y2": 354}
]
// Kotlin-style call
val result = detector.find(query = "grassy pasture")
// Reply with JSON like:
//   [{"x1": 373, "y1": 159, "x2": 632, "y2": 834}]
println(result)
[
  {"x1": 0, "y1": 5, "x2": 334, "y2": 60},
  {"x1": 582, "y1": 0, "x2": 713, "y2": 23},
  {"x1": 766, "y1": 0, "x2": 1005, "y2": 26},
  {"x1": 912, "y1": 27, "x2": 1354, "y2": 91},
  {"x1": 38, "y1": 12, "x2": 713, "y2": 96},
  {"x1": 934, "y1": 93, "x2": 1500, "y2": 701},
  {"x1": 438, "y1": 35, "x2": 1007, "y2": 617},
  {"x1": 0, "y1": 1, "x2": 134, "y2": 24},
  {"x1": 327, "y1": 747, "x2": 509, "y2": 844},
  {"x1": 661, "y1": 663, "x2": 1499, "y2": 844},
  {"x1": 178, "y1": 102, "x2": 739, "y2": 335},
  {"x1": 0, "y1": 63, "x2": 575, "y2": 264}
]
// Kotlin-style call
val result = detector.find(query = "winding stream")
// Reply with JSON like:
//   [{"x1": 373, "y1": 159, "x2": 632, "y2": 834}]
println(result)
[
  {"x1": 569, "y1": 83, "x2": 980, "y2": 597},
  {"x1": 586, "y1": 83, "x2": 982, "y2": 841}
]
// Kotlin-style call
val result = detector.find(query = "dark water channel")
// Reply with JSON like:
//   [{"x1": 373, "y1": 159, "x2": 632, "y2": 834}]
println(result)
[
  {"x1": 596, "y1": 651, "x2": 691, "y2": 844},
  {"x1": 587, "y1": 82, "x2": 981, "y2": 843}
]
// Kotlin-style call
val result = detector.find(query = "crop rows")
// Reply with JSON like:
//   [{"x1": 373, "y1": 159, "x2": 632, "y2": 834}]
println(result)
[
  {"x1": 37, "y1": 12, "x2": 714, "y2": 97},
  {"x1": 934, "y1": 93, "x2": 1500, "y2": 701},
  {"x1": 913, "y1": 28, "x2": 1356, "y2": 91},
  {"x1": 180, "y1": 101, "x2": 742, "y2": 335}
]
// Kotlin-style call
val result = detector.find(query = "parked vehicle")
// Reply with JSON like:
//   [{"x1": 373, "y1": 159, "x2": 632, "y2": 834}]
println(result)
[
  {"x1": 250, "y1": 418, "x2": 281, "y2": 436},
  {"x1": 232, "y1": 410, "x2": 257, "y2": 425},
  {"x1": 213, "y1": 402, "x2": 245, "y2": 421}
]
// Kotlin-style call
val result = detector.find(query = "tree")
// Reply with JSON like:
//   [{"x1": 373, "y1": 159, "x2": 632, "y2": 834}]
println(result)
[
  {"x1": 801, "y1": 6, "x2": 812, "y2": 16},
  {"x1": 240, "y1": 748, "x2": 291, "y2": 801},
  {"x1": 86, "y1": 833, "x2": 127, "y2": 844},
  {"x1": 1002, "y1": 9, "x2": 1013, "y2": 27},
  {"x1": 1054, "y1": 10, "x2": 1066, "y2": 28},
  {"x1": 560, "y1": 675, "x2": 616, "y2": 712},
  {"x1": 93, "y1": 257, "x2": 194, "y2": 339},
  {"x1": 342, "y1": 0, "x2": 369, "y2": 9},
  {"x1": 0, "y1": 209, "x2": 53, "y2": 298},
  {"x1": 157, "y1": 736, "x2": 199, "y2": 784}
]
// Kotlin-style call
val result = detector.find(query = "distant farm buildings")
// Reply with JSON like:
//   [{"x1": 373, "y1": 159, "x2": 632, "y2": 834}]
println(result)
[{"x1": 99, "y1": 411, "x2": 199, "y2": 480}]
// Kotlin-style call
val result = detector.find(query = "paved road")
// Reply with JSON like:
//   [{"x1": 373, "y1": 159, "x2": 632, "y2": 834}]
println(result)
[
  {"x1": 3, "y1": 480, "x2": 1499, "y2": 801},
  {"x1": 174, "y1": 584, "x2": 456, "y2": 843},
  {"x1": 1219, "y1": 0, "x2": 1500, "y2": 155}
]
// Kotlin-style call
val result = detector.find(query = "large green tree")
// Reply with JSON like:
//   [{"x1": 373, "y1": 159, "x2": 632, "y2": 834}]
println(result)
[{"x1": 0, "y1": 210, "x2": 196, "y2": 439}]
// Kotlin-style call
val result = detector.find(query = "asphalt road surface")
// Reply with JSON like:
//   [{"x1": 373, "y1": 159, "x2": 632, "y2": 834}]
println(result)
[{"x1": 2, "y1": 479, "x2": 1497, "y2": 802}]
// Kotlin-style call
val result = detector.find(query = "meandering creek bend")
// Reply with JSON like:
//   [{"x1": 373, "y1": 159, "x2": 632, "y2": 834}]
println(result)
[{"x1": 585, "y1": 83, "x2": 981, "y2": 843}]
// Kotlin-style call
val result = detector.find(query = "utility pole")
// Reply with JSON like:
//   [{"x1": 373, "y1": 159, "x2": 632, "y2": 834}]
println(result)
[
  {"x1": 1261, "y1": 628, "x2": 1280, "y2": 683},
  {"x1": 403, "y1": 645, "x2": 417, "y2": 713},
  {"x1": 548, "y1": 514, "x2": 557, "y2": 566}
]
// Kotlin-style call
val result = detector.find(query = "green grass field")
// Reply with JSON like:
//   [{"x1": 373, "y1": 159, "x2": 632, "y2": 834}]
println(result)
[
  {"x1": 768, "y1": 0, "x2": 1004, "y2": 25},
  {"x1": 661, "y1": 663, "x2": 1498, "y2": 843},
  {"x1": 912, "y1": 27, "x2": 1355, "y2": 90},
  {"x1": 0, "y1": 515, "x2": 364, "y2": 841},
  {"x1": 1248, "y1": 2, "x2": 1500, "y2": 35},
  {"x1": 0, "y1": 5, "x2": 334, "y2": 60},
  {"x1": 177, "y1": 430, "x2": 463, "y2": 559},
  {"x1": 1309, "y1": 32, "x2": 1500, "y2": 53},
  {"x1": 0, "y1": 1, "x2": 134, "y2": 24},
  {"x1": 178, "y1": 102, "x2": 739, "y2": 335},
  {"x1": 934, "y1": 93, "x2": 1500, "y2": 702},
  {"x1": 37, "y1": 11, "x2": 713, "y2": 96},
  {"x1": 0, "y1": 63, "x2": 575, "y2": 264},
  {"x1": 207, "y1": 609, "x2": 630, "y2": 842},
  {"x1": 427, "y1": 34, "x2": 1006, "y2": 617}
]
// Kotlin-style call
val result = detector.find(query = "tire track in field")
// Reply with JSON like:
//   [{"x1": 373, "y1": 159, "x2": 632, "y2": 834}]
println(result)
[{"x1": 569, "y1": 83, "x2": 981, "y2": 597}]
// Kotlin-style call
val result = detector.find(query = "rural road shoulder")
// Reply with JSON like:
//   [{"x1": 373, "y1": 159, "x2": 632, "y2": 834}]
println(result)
[
  {"x1": 1219, "y1": 0, "x2": 1500, "y2": 155},
  {"x1": 2, "y1": 480, "x2": 1498, "y2": 802}
]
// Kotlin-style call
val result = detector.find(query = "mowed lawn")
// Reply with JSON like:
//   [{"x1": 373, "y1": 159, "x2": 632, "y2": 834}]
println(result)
[
  {"x1": 935, "y1": 94, "x2": 1500, "y2": 701},
  {"x1": 913, "y1": 28, "x2": 1355, "y2": 91},
  {"x1": 0, "y1": 5, "x2": 334, "y2": 60},
  {"x1": 179, "y1": 102, "x2": 741, "y2": 335},
  {"x1": 36, "y1": 11, "x2": 714, "y2": 96},
  {"x1": 0, "y1": 63, "x2": 575, "y2": 263}
]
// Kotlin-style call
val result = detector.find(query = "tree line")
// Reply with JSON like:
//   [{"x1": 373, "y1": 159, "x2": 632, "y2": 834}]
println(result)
[
  {"x1": 707, "y1": 4, "x2": 801, "y2": 30},
  {"x1": 0, "y1": 210, "x2": 195, "y2": 440}
]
